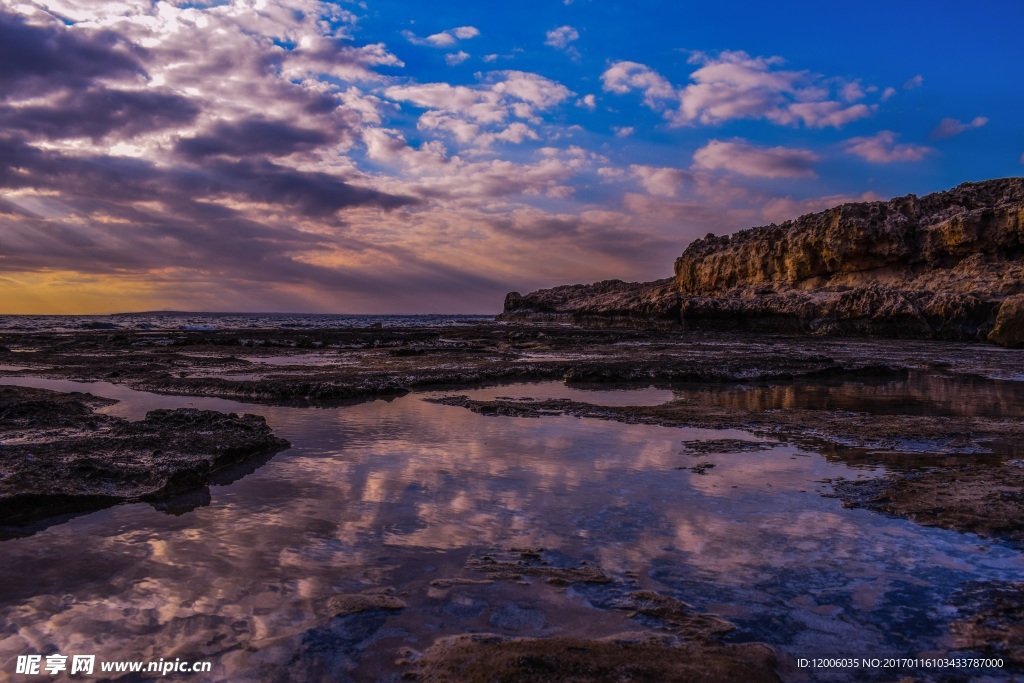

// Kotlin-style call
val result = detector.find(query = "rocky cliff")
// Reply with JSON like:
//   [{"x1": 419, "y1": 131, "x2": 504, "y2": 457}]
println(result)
[{"x1": 501, "y1": 178, "x2": 1024, "y2": 346}]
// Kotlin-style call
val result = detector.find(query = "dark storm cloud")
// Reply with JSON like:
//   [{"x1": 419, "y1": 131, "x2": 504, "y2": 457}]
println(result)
[
  {"x1": 0, "y1": 10, "x2": 144, "y2": 96},
  {"x1": 198, "y1": 158, "x2": 414, "y2": 215},
  {"x1": 175, "y1": 118, "x2": 336, "y2": 159},
  {"x1": 0, "y1": 88, "x2": 200, "y2": 141},
  {"x1": 0, "y1": 136, "x2": 416, "y2": 217}
]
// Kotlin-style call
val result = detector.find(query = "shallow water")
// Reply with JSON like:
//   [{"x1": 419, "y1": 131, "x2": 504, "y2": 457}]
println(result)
[{"x1": 0, "y1": 377, "x2": 1021, "y2": 681}]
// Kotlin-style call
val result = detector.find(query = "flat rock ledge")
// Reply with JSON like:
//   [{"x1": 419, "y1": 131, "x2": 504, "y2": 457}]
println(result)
[{"x1": 0, "y1": 385, "x2": 290, "y2": 527}]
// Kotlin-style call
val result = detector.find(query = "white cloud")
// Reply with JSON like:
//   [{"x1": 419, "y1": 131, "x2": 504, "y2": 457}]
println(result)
[
  {"x1": 601, "y1": 61, "x2": 675, "y2": 107},
  {"x1": 880, "y1": 87, "x2": 897, "y2": 102},
  {"x1": 384, "y1": 83, "x2": 506, "y2": 123},
  {"x1": 843, "y1": 131, "x2": 932, "y2": 163},
  {"x1": 930, "y1": 116, "x2": 988, "y2": 139},
  {"x1": 576, "y1": 94, "x2": 596, "y2": 109},
  {"x1": 545, "y1": 25, "x2": 579, "y2": 49},
  {"x1": 424, "y1": 32, "x2": 457, "y2": 47},
  {"x1": 692, "y1": 139, "x2": 819, "y2": 178},
  {"x1": 603, "y1": 51, "x2": 876, "y2": 129},
  {"x1": 781, "y1": 101, "x2": 873, "y2": 128},
  {"x1": 445, "y1": 51, "x2": 470, "y2": 66},
  {"x1": 404, "y1": 26, "x2": 480, "y2": 48},
  {"x1": 630, "y1": 164, "x2": 691, "y2": 197},
  {"x1": 384, "y1": 71, "x2": 570, "y2": 148},
  {"x1": 613, "y1": 126, "x2": 634, "y2": 137}
]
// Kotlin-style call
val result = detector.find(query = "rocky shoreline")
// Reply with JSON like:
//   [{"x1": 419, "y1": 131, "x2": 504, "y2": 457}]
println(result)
[
  {"x1": 502, "y1": 178, "x2": 1024, "y2": 346},
  {"x1": 2, "y1": 323, "x2": 1023, "y2": 678},
  {"x1": 3, "y1": 322, "x2": 1024, "y2": 543},
  {"x1": 0, "y1": 385, "x2": 289, "y2": 532}
]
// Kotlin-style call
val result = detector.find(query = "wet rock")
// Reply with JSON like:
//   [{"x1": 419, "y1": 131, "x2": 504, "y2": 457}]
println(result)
[
  {"x1": 950, "y1": 581, "x2": 1024, "y2": 665},
  {"x1": 615, "y1": 590, "x2": 734, "y2": 640},
  {"x1": 326, "y1": 591, "x2": 407, "y2": 617},
  {"x1": 430, "y1": 393, "x2": 1024, "y2": 459},
  {"x1": 680, "y1": 439, "x2": 779, "y2": 455},
  {"x1": 406, "y1": 632, "x2": 781, "y2": 683},
  {"x1": 989, "y1": 294, "x2": 1024, "y2": 348},
  {"x1": 832, "y1": 461, "x2": 1024, "y2": 547},
  {"x1": 0, "y1": 386, "x2": 290, "y2": 528},
  {"x1": 429, "y1": 578, "x2": 494, "y2": 588},
  {"x1": 466, "y1": 548, "x2": 610, "y2": 586}
]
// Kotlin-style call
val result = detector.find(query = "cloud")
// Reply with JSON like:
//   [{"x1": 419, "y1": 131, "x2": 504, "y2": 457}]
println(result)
[
  {"x1": 603, "y1": 51, "x2": 875, "y2": 129},
  {"x1": 601, "y1": 61, "x2": 675, "y2": 107},
  {"x1": 903, "y1": 74, "x2": 923, "y2": 89},
  {"x1": 880, "y1": 87, "x2": 897, "y2": 101},
  {"x1": 843, "y1": 130, "x2": 932, "y2": 163},
  {"x1": 0, "y1": 9, "x2": 144, "y2": 95},
  {"x1": 840, "y1": 81, "x2": 865, "y2": 102},
  {"x1": 630, "y1": 165, "x2": 691, "y2": 197},
  {"x1": 692, "y1": 139, "x2": 820, "y2": 178},
  {"x1": 545, "y1": 25, "x2": 579, "y2": 50},
  {"x1": 0, "y1": 3, "x2": 949, "y2": 315},
  {"x1": 384, "y1": 70, "x2": 570, "y2": 150},
  {"x1": 445, "y1": 51, "x2": 470, "y2": 66},
  {"x1": 782, "y1": 101, "x2": 873, "y2": 128},
  {"x1": 174, "y1": 118, "x2": 337, "y2": 159},
  {"x1": 404, "y1": 26, "x2": 480, "y2": 48},
  {"x1": 0, "y1": 88, "x2": 200, "y2": 141},
  {"x1": 613, "y1": 126, "x2": 634, "y2": 137},
  {"x1": 930, "y1": 116, "x2": 988, "y2": 139}
]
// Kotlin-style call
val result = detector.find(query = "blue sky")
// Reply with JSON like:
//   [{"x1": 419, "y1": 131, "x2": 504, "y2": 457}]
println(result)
[{"x1": 0, "y1": 0, "x2": 1021, "y2": 313}]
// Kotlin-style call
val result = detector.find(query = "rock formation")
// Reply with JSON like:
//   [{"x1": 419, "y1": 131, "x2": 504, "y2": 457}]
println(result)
[
  {"x1": 500, "y1": 278, "x2": 680, "y2": 326},
  {"x1": 500, "y1": 178, "x2": 1024, "y2": 346}
]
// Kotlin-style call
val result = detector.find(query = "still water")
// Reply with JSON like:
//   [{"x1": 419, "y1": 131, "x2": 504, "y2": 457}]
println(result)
[{"x1": 0, "y1": 377, "x2": 1021, "y2": 681}]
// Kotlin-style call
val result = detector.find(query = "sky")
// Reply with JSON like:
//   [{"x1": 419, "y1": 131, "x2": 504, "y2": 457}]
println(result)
[{"x1": 1, "y1": 0, "x2": 1022, "y2": 314}]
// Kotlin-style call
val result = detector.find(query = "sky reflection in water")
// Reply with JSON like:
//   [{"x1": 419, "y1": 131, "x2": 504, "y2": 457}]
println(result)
[{"x1": 0, "y1": 379, "x2": 1021, "y2": 681}]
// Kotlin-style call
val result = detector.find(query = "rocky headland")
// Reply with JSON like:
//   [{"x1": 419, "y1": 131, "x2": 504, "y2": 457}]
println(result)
[{"x1": 501, "y1": 177, "x2": 1024, "y2": 346}]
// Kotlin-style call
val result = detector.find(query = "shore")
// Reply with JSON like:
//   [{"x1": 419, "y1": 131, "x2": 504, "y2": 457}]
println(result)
[
  {"x1": 4, "y1": 323, "x2": 1024, "y2": 544},
  {"x1": 2, "y1": 322, "x2": 1023, "y2": 678}
]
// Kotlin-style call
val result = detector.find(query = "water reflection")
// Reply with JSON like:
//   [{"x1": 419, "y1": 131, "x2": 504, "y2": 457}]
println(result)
[{"x1": 0, "y1": 378, "x2": 1021, "y2": 681}]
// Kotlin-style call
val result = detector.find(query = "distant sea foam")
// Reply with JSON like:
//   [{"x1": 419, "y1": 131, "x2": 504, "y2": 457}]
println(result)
[{"x1": 0, "y1": 313, "x2": 496, "y2": 333}]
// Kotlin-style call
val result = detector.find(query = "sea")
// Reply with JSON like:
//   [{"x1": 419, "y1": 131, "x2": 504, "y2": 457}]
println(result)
[{"x1": 0, "y1": 313, "x2": 496, "y2": 333}]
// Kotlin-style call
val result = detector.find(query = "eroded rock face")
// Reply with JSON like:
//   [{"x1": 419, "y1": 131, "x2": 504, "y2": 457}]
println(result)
[
  {"x1": 501, "y1": 178, "x2": 1024, "y2": 344},
  {"x1": 670, "y1": 178, "x2": 1023, "y2": 342},
  {"x1": 674, "y1": 178, "x2": 1024, "y2": 296}
]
